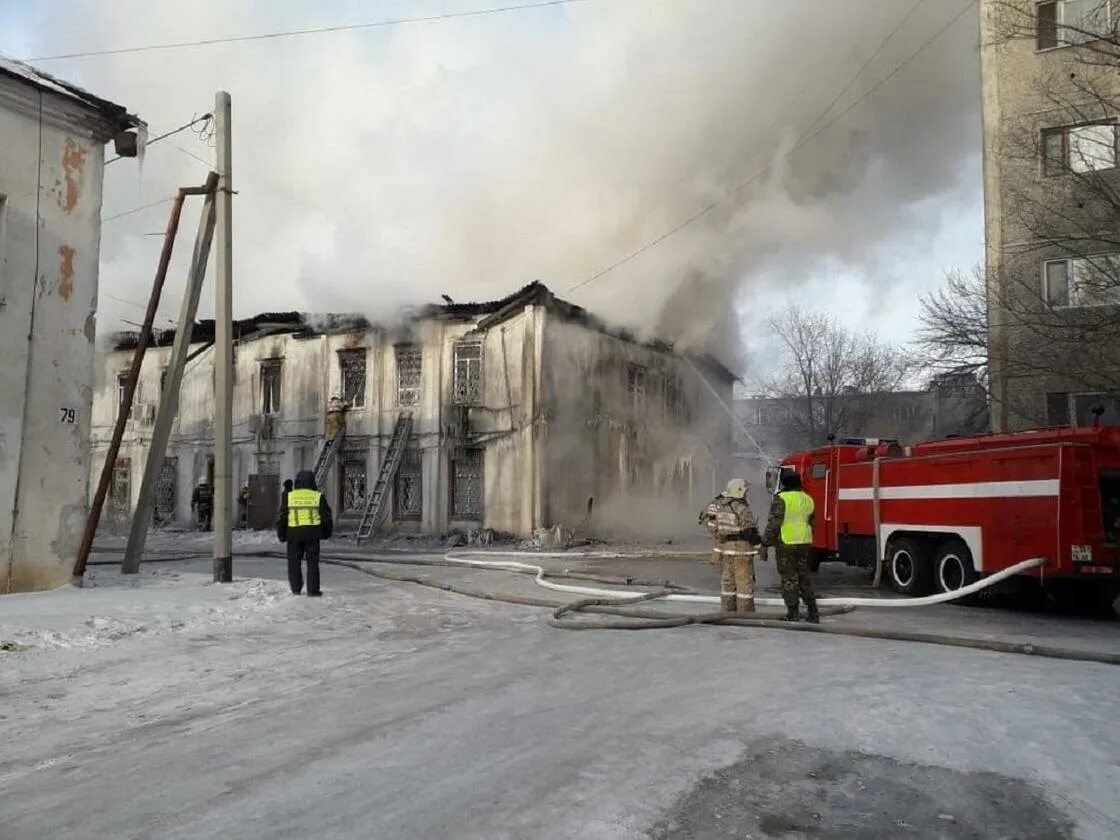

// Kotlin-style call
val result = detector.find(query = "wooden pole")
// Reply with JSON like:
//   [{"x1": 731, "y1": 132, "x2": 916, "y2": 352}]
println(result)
[
  {"x1": 72, "y1": 183, "x2": 207, "y2": 583},
  {"x1": 122, "y1": 173, "x2": 218, "y2": 574}
]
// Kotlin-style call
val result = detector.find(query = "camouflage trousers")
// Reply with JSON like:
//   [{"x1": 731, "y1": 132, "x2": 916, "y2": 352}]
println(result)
[
  {"x1": 776, "y1": 544, "x2": 815, "y2": 609},
  {"x1": 713, "y1": 540, "x2": 757, "y2": 612}
]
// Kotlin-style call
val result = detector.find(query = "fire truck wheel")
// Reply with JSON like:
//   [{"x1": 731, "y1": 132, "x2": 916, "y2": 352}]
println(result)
[
  {"x1": 935, "y1": 540, "x2": 979, "y2": 594},
  {"x1": 886, "y1": 537, "x2": 933, "y2": 595}
]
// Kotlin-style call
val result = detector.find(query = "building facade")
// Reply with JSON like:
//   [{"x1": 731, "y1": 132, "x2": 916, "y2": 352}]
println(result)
[
  {"x1": 92, "y1": 283, "x2": 734, "y2": 541},
  {"x1": 0, "y1": 57, "x2": 141, "y2": 593},
  {"x1": 980, "y1": 0, "x2": 1120, "y2": 430}
]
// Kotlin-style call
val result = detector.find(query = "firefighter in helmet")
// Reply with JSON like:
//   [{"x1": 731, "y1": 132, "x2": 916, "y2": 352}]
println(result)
[
  {"x1": 761, "y1": 470, "x2": 819, "y2": 623},
  {"x1": 699, "y1": 478, "x2": 762, "y2": 612}
]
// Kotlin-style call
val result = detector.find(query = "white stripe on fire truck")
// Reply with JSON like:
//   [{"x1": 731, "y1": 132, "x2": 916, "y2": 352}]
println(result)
[{"x1": 837, "y1": 479, "x2": 1060, "y2": 501}]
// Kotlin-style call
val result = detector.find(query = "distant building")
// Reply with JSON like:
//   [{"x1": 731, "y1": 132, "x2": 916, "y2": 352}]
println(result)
[
  {"x1": 733, "y1": 374, "x2": 988, "y2": 487},
  {"x1": 92, "y1": 283, "x2": 734, "y2": 540},
  {"x1": 980, "y1": 0, "x2": 1120, "y2": 430},
  {"x1": 0, "y1": 57, "x2": 142, "y2": 593}
]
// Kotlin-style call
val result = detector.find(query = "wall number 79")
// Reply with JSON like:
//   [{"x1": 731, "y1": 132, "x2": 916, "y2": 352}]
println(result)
[{"x1": 59, "y1": 408, "x2": 76, "y2": 423}]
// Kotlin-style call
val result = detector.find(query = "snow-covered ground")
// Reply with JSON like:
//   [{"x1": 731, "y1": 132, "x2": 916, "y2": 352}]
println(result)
[{"x1": 2, "y1": 550, "x2": 1119, "y2": 839}]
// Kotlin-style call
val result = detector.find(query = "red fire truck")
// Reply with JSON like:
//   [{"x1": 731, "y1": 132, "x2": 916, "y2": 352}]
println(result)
[{"x1": 766, "y1": 425, "x2": 1120, "y2": 601}]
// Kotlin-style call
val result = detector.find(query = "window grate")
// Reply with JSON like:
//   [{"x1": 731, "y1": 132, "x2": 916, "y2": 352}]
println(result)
[
  {"x1": 394, "y1": 445, "x2": 423, "y2": 520},
  {"x1": 339, "y1": 349, "x2": 367, "y2": 408},
  {"x1": 396, "y1": 345, "x2": 422, "y2": 407},
  {"x1": 340, "y1": 457, "x2": 367, "y2": 514},
  {"x1": 451, "y1": 449, "x2": 483, "y2": 519},
  {"x1": 453, "y1": 339, "x2": 484, "y2": 406}
]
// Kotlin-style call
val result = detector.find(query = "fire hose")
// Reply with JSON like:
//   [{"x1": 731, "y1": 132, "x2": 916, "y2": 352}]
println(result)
[{"x1": 85, "y1": 548, "x2": 1120, "y2": 665}]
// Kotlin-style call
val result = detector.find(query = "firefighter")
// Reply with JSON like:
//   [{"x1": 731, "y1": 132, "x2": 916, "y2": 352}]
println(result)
[
  {"x1": 761, "y1": 470, "x2": 819, "y2": 623},
  {"x1": 276, "y1": 469, "x2": 333, "y2": 597},
  {"x1": 190, "y1": 478, "x2": 214, "y2": 532},
  {"x1": 699, "y1": 478, "x2": 762, "y2": 612},
  {"x1": 325, "y1": 396, "x2": 348, "y2": 441}
]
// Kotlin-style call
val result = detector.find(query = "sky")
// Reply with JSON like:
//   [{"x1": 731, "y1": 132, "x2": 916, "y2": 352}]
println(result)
[{"x1": 1, "y1": 0, "x2": 984, "y2": 378}]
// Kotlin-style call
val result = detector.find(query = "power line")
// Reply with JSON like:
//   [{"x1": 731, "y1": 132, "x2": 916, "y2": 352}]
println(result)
[
  {"x1": 27, "y1": 0, "x2": 590, "y2": 62},
  {"x1": 567, "y1": 0, "x2": 976, "y2": 295},
  {"x1": 104, "y1": 197, "x2": 173, "y2": 224},
  {"x1": 796, "y1": 0, "x2": 927, "y2": 145},
  {"x1": 106, "y1": 114, "x2": 213, "y2": 165}
]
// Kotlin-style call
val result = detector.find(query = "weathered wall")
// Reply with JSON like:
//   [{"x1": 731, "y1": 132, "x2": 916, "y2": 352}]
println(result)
[
  {"x1": 90, "y1": 301, "x2": 730, "y2": 541},
  {"x1": 981, "y1": 0, "x2": 1120, "y2": 430},
  {"x1": 540, "y1": 315, "x2": 732, "y2": 540},
  {"x1": 1, "y1": 78, "x2": 111, "y2": 592}
]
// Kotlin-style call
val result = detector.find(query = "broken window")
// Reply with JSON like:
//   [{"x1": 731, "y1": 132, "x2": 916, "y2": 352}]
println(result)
[
  {"x1": 394, "y1": 444, "x2": 423, "y2": 521},
  {"x1": 664, "y1": 376, "x2": 681, "y2": 422},
  {"x1": 340, "y1": 457, "x2": 367, "y2": 514},
  {"x1": 450, "y1": 448, "x2": 483, "y2": 519},
  {"x1": 453, "y1": 339, "x2": 484, "y2": 405},
  {"x1": 396, "y1": 345, "x2": 422, "y2": 407},
  {"x1": 260, "y1": 359, "x2": 282, "y2": 415},
  {"x1": 117, "y1": 372, "x2": 131, "y2": 420},
  {"x1": 627, "y1": 364, "x2": 647, "y2": 412},
  {"x1": 110, "y1": 457, "x2": 131, "y2": 513},
  {"x1": 338, "y1": 349, "x2": 367, "y2": 408}
]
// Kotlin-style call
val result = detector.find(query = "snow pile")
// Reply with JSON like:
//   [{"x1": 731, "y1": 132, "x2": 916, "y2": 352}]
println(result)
[{"x1": 1, "y1": 564, "x2": 290, "y2": 653}]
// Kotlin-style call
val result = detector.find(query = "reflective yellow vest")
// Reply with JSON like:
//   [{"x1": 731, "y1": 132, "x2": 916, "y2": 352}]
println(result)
[
  {"x1": 778, "y1": 490, "x2": 814, "y2": 545},
  {"x1": 287, "y1": 489, "x2": 323, "y2": 528}
]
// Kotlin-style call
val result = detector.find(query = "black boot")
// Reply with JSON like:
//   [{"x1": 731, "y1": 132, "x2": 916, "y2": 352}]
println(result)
[
  {"x1": 805, "y1": 599, "x2": 820, "y2": 624},
  {"x1": 782, "y1": 605, "x2": 799, "y2": 622}
]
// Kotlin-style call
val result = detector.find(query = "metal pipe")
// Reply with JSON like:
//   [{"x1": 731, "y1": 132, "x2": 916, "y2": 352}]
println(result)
[{"x1": 72, "y1": 180, "x2": 212, "y2": 582}]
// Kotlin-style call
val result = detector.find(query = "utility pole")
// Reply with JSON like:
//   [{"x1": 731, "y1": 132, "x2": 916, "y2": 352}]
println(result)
[
  {"x1": 122, "y1": 173, "x2": 218, "y2": 575},
  {"x1": 213, "y1": 91, "x2": 234, "y2": 583}
]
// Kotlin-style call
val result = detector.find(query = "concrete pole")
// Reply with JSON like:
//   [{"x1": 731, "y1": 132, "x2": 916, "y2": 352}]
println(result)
[
  {"x1": 213, "y1": 91, "x2": 234, "y2": 583},
  {"x1": 122, "y1": 175, "x2": 218, "y2": 574}
]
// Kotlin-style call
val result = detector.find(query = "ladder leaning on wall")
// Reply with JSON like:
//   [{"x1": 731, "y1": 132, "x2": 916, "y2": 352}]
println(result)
[
  {"x1": 356, "y1": 412, "x2": 414, "y2": 544},
  {"x1": 312, "y1": 427, "x2": 347, "y2": 490}
]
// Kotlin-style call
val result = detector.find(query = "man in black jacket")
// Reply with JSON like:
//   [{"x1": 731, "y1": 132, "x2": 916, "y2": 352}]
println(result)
[{"x1": 276, "y1": 470, "x2": 333, "y2": 597}]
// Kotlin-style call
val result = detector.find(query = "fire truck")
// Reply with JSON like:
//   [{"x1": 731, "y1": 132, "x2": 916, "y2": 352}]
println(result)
[{"x1": 766, "y1": 425, "x2": 1120, "y2": 601}]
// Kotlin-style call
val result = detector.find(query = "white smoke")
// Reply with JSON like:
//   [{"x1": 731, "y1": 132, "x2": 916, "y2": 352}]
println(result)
[{"x1": 13, "y1": 0, "x2": 980, "y2": 370}]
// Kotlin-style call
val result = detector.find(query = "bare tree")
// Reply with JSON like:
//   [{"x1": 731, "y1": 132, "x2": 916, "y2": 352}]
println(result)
[
  {"x1": 765, "y1": 305, "x2": 911, "y2": 447},
  {"x1": 982, "y1": 0, "x2": 1120, "y2": 425}
]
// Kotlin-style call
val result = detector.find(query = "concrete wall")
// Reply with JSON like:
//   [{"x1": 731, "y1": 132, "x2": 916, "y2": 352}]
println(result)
[
  {"x1": 981, "y1": 0, "x2": 1120, "y2": 429},
  {"x1": 1, "y1": 77, "x2": 114, "y2": 592}
]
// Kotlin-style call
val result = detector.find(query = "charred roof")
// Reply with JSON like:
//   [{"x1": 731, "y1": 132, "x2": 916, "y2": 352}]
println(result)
[
  {"x1": 108, "y1": 281, "x2": 736, "y2": 381},
  {"x1": 0, "y1": 54, "x2": 142, "y2": 134}
]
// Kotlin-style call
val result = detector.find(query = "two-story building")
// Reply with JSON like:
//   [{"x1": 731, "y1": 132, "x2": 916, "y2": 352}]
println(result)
[
  {"x1": 92, "y1": 282, "x2": 735, "y2": 540},
  {"x1": 0, "y1": 56, "x2": 142, "y2": 593}
]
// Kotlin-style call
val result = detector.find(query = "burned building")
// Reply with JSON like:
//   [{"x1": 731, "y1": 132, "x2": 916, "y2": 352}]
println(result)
[
  {"x1": 0, "y1": 56, "x2": 142, "y2": 593},
  {"x1": 92, "y1": 283, "x2": 735, "y2": 540}
]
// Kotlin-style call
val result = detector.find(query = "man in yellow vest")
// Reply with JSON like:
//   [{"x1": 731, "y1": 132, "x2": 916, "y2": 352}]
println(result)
[
  {"x1": 276, "y1": 470, "x2": 334, "y2": 597},
  {"x1": 761, "y1": 470, "x2": 819, "y2": 623}
]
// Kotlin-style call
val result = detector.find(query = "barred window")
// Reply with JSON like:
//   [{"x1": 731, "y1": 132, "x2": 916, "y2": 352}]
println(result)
[
  {"x1": 339, "y1": 349, "x2": 367, "y2": 408},
  {"x1": 340, "y1": 457, "x2": 367, "y2": 514},
  {"x1": 627, "y1": 364, "x2": 647, "y2": 412},
  {"x1": 664, "y1": 376, "x2": 681, "y2": 421},
  {"x1": 394, "y1": 444, "x2": 423, "y2": 521},
  {"x1": 396, "y1": 345, "x2": 422, "y2": 407},
  {"x1": 453, "y1": 339, "x2": 484, "y2": 405},
  {"x1": 451, "y1": 449, "x2": 484, "y2": 519}
]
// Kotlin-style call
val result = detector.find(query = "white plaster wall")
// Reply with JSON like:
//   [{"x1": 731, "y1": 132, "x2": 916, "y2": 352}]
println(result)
[{"x1": 1, "y1": 79, "x2": 112, "y2": 592}]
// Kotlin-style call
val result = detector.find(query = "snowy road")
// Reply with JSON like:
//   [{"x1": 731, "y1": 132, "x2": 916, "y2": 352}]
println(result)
[{"x1": 2, "y1": 556, "x2": 1119, "y2": 839}]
